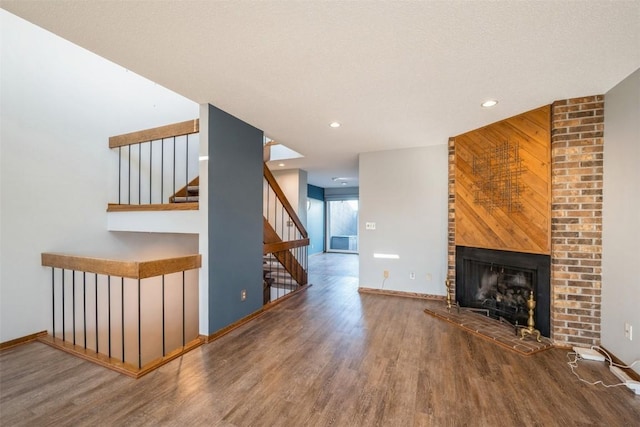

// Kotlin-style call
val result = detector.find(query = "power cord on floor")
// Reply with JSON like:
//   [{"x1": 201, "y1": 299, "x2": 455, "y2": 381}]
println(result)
[
  {"x1": 590, "y1": 345, "x2": 640, "y2": 370},
  {"x1": 567, "y1": 351, "x2": 627, "y2": 388},
  {"x1": 567, "y1": 346, "x2": 640, "y2": 389}
]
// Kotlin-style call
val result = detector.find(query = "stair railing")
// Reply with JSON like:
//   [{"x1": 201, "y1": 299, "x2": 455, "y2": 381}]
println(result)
[
  {"x1": 108, "y1": 119, "x2": 200, "y2": 211},
  {"x1": 263, "y1": 164, "x2": 309, "y2": 303},
  {"x1": 41, "y1": 252, "x2": 202, "y2": 378}
]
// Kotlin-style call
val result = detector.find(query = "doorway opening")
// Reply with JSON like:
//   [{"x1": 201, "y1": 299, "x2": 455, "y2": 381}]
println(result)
[{"x1": 326, "y1": 199, "x2": 359, "y2": 253}]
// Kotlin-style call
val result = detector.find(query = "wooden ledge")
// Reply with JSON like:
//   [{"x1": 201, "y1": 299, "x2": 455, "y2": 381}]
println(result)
[
  {"x1": 107, "y1": 203, "x2": 198, "y2": 212},
  {"x1": 41, "y1": 253, "x2": 201, "y2": 279}
]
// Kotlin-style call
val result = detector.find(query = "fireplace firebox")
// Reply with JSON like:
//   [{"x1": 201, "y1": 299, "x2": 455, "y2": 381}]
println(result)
[{"x1": 455, "y1": 246, "x2": 551, "y2": 337}]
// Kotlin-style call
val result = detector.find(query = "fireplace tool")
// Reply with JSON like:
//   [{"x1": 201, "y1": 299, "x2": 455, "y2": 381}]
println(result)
[
  {"x1": 518, "y1": 291, "x2": 541, "y2": 342},
  {"x1": 445, "y1": 278, "x2": 491, "y2": 317}
]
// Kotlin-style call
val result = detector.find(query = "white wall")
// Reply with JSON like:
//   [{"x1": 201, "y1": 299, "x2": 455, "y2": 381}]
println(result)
[
  {"x1": 197, "y1": 104, "x2": 210, "y2": 335},
  {"x1": 271, "y1": 168, "x2": 308, "y2": 227},
  {"x1": 359, "y1": 146, "x2": 448, "y2": 295},
  {"x1": 602, "y1": 68, "x2": 640, "y2": 373},
  {"x1": 0, "y1": 11, "x2": 200, "y2": 342}
]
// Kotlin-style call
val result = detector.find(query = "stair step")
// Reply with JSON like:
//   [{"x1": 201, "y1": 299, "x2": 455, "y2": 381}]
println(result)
[
  {"x1": 263, "y1": 254, "x2": 302, "y2": 288},
  {"x1": 172, "y1": 196, "x2": 199, "y2": 203},
  {"x1": 270, "y1": 283, "x2": 299, "y2": 290},
  {"x1": 264, "y1": 270, "x2": 293, "y2": 280},
  {"x1": 263, "y1": 260, "x2": 286, "y2": 268},
  {"x1": 187, "y1": 186, "x2": 199, "y2": 195}
]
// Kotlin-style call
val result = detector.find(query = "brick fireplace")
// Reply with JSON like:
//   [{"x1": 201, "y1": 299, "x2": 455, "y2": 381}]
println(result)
[{"x1": 447, "y1": 95, "x2": 604, "y2": 347}]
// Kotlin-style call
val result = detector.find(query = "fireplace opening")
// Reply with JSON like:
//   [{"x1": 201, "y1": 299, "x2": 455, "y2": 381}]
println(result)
[
  {"x1": 455, "y1": 246, "x2": 550, "y2": 337},
  {"x1": 467, "y1": 261, "x2": 534, "y2": 327}
]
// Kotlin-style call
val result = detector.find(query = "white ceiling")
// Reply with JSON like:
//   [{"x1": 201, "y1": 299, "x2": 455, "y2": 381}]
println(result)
[{"x1": 2, "y1": 1, "x2": 639, "y2": 188}]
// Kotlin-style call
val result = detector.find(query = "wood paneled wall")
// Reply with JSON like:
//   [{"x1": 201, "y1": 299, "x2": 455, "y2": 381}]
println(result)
[{"x1": 454, "y1": 105, "x2": 551, "y2": 255}]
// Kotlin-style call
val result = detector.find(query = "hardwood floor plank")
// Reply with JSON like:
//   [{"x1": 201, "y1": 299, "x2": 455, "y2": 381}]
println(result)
[{"x1": 2, "y1": 253, "x2": 639, "y2": 426}]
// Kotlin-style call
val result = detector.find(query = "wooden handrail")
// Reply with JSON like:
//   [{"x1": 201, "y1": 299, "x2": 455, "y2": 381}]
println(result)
[
  {"x1": 263, "y1": 219, "x2": 307, "y2": 286},
  {"x1": 41, "y1": 253, "x2": 201, "y2": 279},
  {"x1": 263, "y1": 238, "x2": 310, "y2": 255},
  {"x1": 109, "y1": 119, "x2": 199, "y2": 148},
  {"x1": 263, "y1": 163, "x2": 308, "y2": 239}
]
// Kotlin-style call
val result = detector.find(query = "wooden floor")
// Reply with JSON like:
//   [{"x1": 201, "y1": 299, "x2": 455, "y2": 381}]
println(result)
[{"x1": 1, "y1": 253, "x2": 639, "y2": 426}]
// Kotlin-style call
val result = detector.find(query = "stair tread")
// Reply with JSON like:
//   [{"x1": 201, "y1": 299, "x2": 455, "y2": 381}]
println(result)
[{"x1": 172, "y1": 196, "x2": 199, "y2": 202}]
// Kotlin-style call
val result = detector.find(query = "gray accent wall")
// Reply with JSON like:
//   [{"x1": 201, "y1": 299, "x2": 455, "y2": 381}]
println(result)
[
  {"x1": 602, "y1": 69, "x2": 640, "y2": 373},
  {"x1": 207, "y1": 104, "x2": 263, "y2": 332},
  {"x1": 307, "y1": 198, "x2": 325, "y2": 255}
]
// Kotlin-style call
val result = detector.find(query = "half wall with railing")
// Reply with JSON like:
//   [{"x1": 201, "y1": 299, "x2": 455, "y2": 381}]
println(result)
[
  {"x1": 108, "y1": 119, "x2": 200, "y2": 211},
  {"x1": 41, "y1": 252, "x2": 202, "y2": 378}
]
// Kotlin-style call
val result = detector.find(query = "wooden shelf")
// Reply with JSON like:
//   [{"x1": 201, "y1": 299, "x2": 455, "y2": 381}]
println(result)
[{"x1": 107, "y1": 203, "x2": 198, "y2": 212}]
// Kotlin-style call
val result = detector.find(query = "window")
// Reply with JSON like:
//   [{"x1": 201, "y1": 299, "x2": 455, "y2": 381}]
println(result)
[{"x1": 326, "y1": 199, "x2": 358, "y2": 253}]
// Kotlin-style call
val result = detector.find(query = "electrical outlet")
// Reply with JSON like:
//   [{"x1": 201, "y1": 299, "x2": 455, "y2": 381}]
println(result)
[
  {"x1": 241, "y1": 289, "x2": 247, "y2": 301},
  {"x1": 426, "y1": 273, "x2": 432, "y2": 281},
  {"x1": 383, "y1": 270, "x2": 389, "y2": 279},
  {"x1": 625, "y1": 323, "x2": 633, "y2": 340},
  {"x1": 409, "y1": 272, "x2": 415, "y2": 280}
]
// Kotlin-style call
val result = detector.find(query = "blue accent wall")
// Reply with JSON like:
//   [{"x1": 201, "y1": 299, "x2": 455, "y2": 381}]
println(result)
[
  {"x1": 307, "y1": 198, "x2": 325, "y2": 254},
  {"x1": 307, "y1": 184, "x2": 325, "y2": 254},
  {"x1": 208, "y1": 104, "x2": 263, "y2": 332},
  {"x1": 307, "y1": 184, "x2": 324, "y2": 201}
]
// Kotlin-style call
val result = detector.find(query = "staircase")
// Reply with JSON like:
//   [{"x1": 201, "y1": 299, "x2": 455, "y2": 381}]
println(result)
[
  {"x1": 108, "y1": 120, "x2": 309, "y2": 306},
  {"x1": 263, "y1": 254, "x2": 297, "y2": 304},
  {"x1": 170, "y1": 177, "x2": 200, "y2": 203},
  {"x1": 166, "y1": 163, "x2": 309, "y2": 305}
]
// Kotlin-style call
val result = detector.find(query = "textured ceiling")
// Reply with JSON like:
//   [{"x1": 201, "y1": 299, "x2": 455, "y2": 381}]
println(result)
[{"x1": 2, "y1": 1, "x2": 639, "y2": 188}]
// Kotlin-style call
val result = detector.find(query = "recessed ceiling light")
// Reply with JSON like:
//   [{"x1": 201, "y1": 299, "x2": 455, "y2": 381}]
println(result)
[
  {"x1": 278, "y1": 163, "x2": 285, "y2": 167},
  {"x1": 481, "y1": 100, "x2": 498, "y2": 108},
  {"x1": 341, "y1": 182, "x2": 347, "y2": 186},
  {"x1": 329, "y1": 122, "x2": 341, "y2": 128}
]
